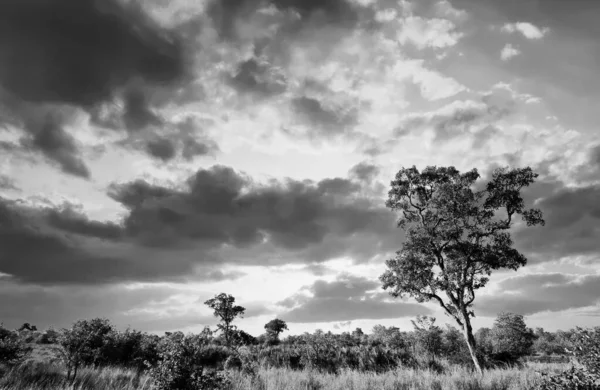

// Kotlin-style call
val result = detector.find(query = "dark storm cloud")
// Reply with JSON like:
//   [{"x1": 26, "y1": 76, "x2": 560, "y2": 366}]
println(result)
[
  {"x1": 349, "y1": 162, "x2": 381, "y2": 182},
  {"x1": 291, "y1": 96, "x2": 358, "y2": 137},
  {"x1": 0, "y1": 0, "x2": 193, "y2": 175},
  {"x1": 279, "y1": 274, "x2": 431, "y2": 323},
  {"x1": 108, "y1": 164, "x2": 398, "y2": 262},
  {"x1": 120, "y1": 116, "x2": 219, "y2": 162},
  {"x1": 0, "y1": 0, "x2": 187, "y2": 109},
  {"x1": 0, "y1": 160, "x2": 401, "y2": 285},
  {"x1": 18, "y1": 112, "x2": 91, "y2": 179},
  {"x1": 228, "y1": 58, "x2": 287, "y2": 98},
  {"x1": 146, "y1": 138, "x2": 177, "y2": 162},
  {"x1": 207, "y1": 0, "x2": 362, "y2": 40},
  {"x1": 0, "y1": 197, "x2": 244, "y2": 284},
  {"x1": 45, "y1": 204, "x2": 124, "y2": 240},
  {"x1": 514, "y1": 184, "x2": 600, "y2": 262},
  {"x1": 475, "y1": 273, "x2": 600, "y2": 317},
  {"x1": 0, "y1": 281, "x2": 215, "y2": 332}
]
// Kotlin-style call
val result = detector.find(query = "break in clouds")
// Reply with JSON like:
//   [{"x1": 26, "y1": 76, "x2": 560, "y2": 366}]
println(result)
[{"x1": 0, "y1": 0, "x2": 600, "y2": 331}]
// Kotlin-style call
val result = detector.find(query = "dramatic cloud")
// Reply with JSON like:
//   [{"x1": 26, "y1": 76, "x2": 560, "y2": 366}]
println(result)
[
  {"x1": 109, "y1": 164, "x2": 398, "y2": 262},
  {"x1": 0, "y1": 0, "x2": 193, "y2": 175},
  {"x1": 0, "y1": 162, "x2": 399, "y2": 285},
  {"x1": 206, "y1": 0, "x2": 364, "y2": 40},
  {"x1": 394, "y1": 93, "x2": 514, "y2": 146},
  {"x1": 515, "y1": 183, "x2": 600, "y2": 261},
  {"x1": 279, "y1": 274, "x2": 431, "y2": 323},
  {"x1": 45, "y1": 203, "x2": 124, "y2": 240},
  {"x1": 290, "y1": 96, "x2": 358, "y2": 137},
  {"x1": 0, "y1": 197, "x2": 245, "y2": 284},
  {"x1": 118, "y1": 115, "x2": 220, "y2": 162},
  {"x1": 476, "y1": 273, "x2": 600, "y2": 316},
  {"x1": 0, "y1": 281, "x2": 237, "y2": 332},
  {"x1": 228, "y1": 58, "x2": 287, "y2": 98}
]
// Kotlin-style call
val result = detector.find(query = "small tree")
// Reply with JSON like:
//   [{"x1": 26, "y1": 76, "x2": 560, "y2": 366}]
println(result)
[
  {"x1": 411, "y1": 315, "x2": 443, "y2": 361},
  {"x1": 490, "y1": 312, "x2": 536, "y2": 364},
  {"x1": 380, "y1": 166, "x2": 545, "y2": 374},
  {"x1": 57, "y1": 318, "x2": 114, "y2": 381},
  {"x1": 264, "y1": 318, "x2": 288, "y2": 343},
  {"x1": 204, "y1": 293, "x2": 245, "y2": 348}
]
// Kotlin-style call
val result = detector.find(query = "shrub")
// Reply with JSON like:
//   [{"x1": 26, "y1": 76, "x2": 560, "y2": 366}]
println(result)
[
  {"x1": 0, "y1": 324, "x2": 31, "y2": 366},
  {"x1": 37, "y1": 328, "x2": 60, "y2": 344},
  {"x1": 536, "y1": 327, "x2": 600, "y2": 389},
  {"x1": 149, "y1": 333, "x2": 231, "y2": 390}
]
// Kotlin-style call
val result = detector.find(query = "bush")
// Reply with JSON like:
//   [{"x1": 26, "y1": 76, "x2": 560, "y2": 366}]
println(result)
[
  {"x1": 536, "y1": 327, "x2": 600, "y2": 389},
  {"x1": 38, "y1": 328, "x2": 60, "y2": 344},
  {"x1": 149, "y1": 333, "x2": 231, "y2": 390},
  {"x1": 0, "y1": 324, "x2": 31, "y2": 366}
]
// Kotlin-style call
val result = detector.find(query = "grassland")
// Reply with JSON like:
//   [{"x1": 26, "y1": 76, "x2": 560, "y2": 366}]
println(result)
[{"x1": 0, "y1": 343, "x2": 569, "y2": 390}]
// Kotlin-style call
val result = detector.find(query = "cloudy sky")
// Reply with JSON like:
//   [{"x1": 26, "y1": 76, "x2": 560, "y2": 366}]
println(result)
[{"x1": 0, "y1": 0, "x2": 599, "y2": 336}]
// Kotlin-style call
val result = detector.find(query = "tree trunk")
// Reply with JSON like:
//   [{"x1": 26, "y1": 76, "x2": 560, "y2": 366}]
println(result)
[{"x1": 461, "y1": 314, "x2": 483, "y2": 375}]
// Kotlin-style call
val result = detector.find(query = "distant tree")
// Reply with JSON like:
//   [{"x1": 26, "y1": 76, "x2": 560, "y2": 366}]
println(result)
[
  {"x1": 380, "y1": 166, "x2": 545, "y2": 374},
  {"x1": 533, "y1": 328, "x2": 568, "y2": 356},
  {"x1": 490, "y1": 312, "x2": 536, "y2": 362},
  {"x1": 18, "y1": 323, "x2": 37, "y2": 332},
  {"x1": 204, "y1": 293, "x2": 245, "y2": 348},
  {"x1": 264, "y1": 318, "x2": 288, "y2": 341}
]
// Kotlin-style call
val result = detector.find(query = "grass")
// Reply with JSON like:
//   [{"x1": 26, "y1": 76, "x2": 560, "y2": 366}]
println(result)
[
  {"x1": 0, "y1": 361, "x2": 569, "y2": 390},
  {"x1": 0, "y1": 344, "x2": 569, "y2": 389},
  {"x1": 228, "y1": 363, "x2": 569, "y2": 390}
]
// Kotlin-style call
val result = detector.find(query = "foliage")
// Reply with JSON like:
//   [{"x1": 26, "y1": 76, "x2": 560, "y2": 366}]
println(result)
[
  {"x1": 0, "y1": 324, "x2": 31, "y2": 366},
  {"x1": 490, "y1": 312, "x2": 537, "y2": 365},
  {"x1": 57, "y1": 318, "x2": 115, "y2": 381},
  {"x1": 411, "y1": 315, "x2": 444, "y2": 361},
  {"x1": 380, "y1": 165, "x2": 545, "y2": 373},
  {"x1": 149, "y1": 333, "x2": 230, "y2": 390},
  {"x1": 205, "y1": 293, "x2": 246, "y2": 348},
  {"x1": 536, "y1": 327, "x2": 600, "y2": 389},
  {"x1": 264, "y1": 318, "x2": 289, "y2": 345}
]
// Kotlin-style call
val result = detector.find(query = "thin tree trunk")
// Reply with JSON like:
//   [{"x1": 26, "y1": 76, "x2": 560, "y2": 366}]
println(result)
[{"x1": 461, "y1": 313, "x2": 483, "y2": 375}]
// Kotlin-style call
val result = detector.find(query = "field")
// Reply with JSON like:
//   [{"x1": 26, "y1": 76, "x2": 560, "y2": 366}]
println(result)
[{"x1": 0, "y1": 344, "x2": 570, "y2": 390}]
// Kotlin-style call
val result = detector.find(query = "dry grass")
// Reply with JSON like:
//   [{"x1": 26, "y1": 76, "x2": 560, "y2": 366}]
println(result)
[
  {"x1": 0, "y1": 350, "x2": 569, "y2": 390},
  {"x1": 228, "y1": 363, "x2": 569, "y2": 390}
]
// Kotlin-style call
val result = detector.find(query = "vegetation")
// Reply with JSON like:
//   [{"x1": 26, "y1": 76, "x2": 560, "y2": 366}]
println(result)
[
  {"x1": 381, "y1": 166, "x2": 545, "y2": 373},
  {"x1": 0, "y1": 309, "x2": 597, "y2": 389}
]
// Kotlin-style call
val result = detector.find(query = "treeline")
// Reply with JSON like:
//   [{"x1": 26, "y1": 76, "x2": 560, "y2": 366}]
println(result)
[{"x1": 0, "y1": 293, "x2": 598, "y2": 390}]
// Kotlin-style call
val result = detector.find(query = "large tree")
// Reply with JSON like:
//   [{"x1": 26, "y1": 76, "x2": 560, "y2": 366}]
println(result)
[
  {"x1": 380, "y1": 166, "x2": 545, "y2": 374},
  {"x1": 204, "y1": 293, "x2": 245, "y2": 348}
]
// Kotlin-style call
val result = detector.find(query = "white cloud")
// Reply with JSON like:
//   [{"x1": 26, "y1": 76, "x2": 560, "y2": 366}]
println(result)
[
  {"x1": 502, "y1": 22, "x2": 550, "y2": 39},
  {"x1": 434, "y1": 0, "x2": 468, "y2": 22},
  {"x1": 501, "y1": 43, "x2": 521, "y2": 61},
  {"x1": 398, "y1": 16, "x2": 463, "y2": 50},
  {"x1": 405, "y1": 61, "x2": 467, "y2": 100}
]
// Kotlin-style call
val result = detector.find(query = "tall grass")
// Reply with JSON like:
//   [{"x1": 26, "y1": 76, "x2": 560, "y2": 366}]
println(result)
[
  {"x1": 0, "y1": 359, "x2": 568, "y2": 390},
  {"x1": 0, "y1": 361, "x2": 153, "y2": 390},
  {"x1": 227, "y1": 363, "x2": 568, "y2": 390}
]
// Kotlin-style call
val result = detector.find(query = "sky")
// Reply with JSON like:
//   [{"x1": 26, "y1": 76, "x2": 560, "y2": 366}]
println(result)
[{"x1": 0, "y1": 0, "x2": 599, "y2": 336}]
